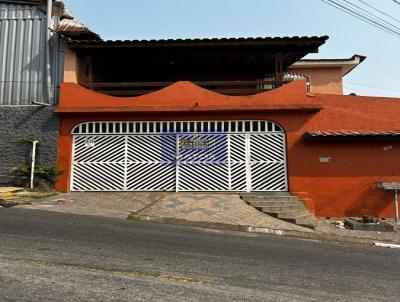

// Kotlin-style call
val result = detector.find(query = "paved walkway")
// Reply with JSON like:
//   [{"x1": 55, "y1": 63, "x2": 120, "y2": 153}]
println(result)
[
  {"x1": 134, "y1": 193, "x2": 313, "y2": 233},
  {"x1": 17, "y1": 192, "x2": 165, "y2": 219},
  {"x1": 17, "y1": 192, "x2": 312, "y2": 233}
]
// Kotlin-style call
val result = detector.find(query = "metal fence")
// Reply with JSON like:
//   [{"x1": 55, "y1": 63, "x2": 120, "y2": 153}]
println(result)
[
  {"x1": 0, "y1": 81, "x2": 56, "y2": 105},
  {"x1": 70, "y1": 120, "x2": 287, "y2": 192},
  {"x1": 0, "y1": 3, "x2": 64, "y2": 105}
]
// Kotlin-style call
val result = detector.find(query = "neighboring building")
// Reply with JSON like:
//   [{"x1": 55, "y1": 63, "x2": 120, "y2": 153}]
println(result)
[
  {"x1": 0, "y1": 0, "x2": 94, "y2": 182},
  {"x1": 289, "y1": 55, "x2": 366, "y2": 94},
  {"x1": 0, "y1": 0, "x2": 61, "y2": 181}
]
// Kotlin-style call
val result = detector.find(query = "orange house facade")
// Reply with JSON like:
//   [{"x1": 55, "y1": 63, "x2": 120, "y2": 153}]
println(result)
[{"x1": 56, "y1": 79, "x2": 400, "y2": 219}]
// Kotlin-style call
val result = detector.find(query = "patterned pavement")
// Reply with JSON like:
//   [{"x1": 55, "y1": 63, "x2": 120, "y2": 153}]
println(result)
[{"x1": 135, "y1": 193, "x2": 313, "y2": 233}]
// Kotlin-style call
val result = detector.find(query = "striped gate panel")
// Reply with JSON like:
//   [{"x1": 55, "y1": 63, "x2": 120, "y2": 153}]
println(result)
[
  {"x1": 250, "y1": 162, "x2": 287, "y2": 191},
  {"x1": 229, "y1": 135, "x2": 247, "y2": 191},
  {"x1": 126, "y1": 135, "x2": 176, "y2": 191},
  {"x1": 250, "y1": 134, "x2": 286, "y2": 162},
  {"x1": 177, "y1": 134, "x2": 229, "y2": 191},
  {"x1": 178, "y1": 164, "x2": 229, "y2": 191},
  {"x1": 71, "y1": 135, "x2": 125, "y2": 191},
  {"x1": 126, "y1": 135, "x2": 176, "y2": 163},
  {"x1": 72, "y1": 163, "x2": 125, "y2": 191},
  {"x1": 70, "y1": 121, "x2": 288, "y2": 192},
  {"x1": 73, "y1": 135, "x2": 125, "y2": 162},
  {"x1": 249, "y1": 134, "x2": 287, "y2": 191},
  {"x1": 126, "y1": 163, "x2": 175, "y2": 191}
]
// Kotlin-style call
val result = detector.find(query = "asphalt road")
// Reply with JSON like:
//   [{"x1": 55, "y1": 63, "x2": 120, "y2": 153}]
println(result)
[{"x1": 0, "y1": 208, "x2": 399, "y2": 302}]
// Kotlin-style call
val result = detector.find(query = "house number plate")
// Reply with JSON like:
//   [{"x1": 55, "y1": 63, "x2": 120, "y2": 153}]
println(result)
[{"x1": 84, "y1": 138, "x2": 95, "y2": 147}]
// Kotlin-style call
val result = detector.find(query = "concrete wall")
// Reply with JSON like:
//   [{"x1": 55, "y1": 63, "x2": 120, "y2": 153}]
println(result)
[
  {"x1": 288, "y1": 66, "x2": 343, "y2": 94},
  {"x1": 0, "y1": 106, "x2": 59, "y2": 176}
]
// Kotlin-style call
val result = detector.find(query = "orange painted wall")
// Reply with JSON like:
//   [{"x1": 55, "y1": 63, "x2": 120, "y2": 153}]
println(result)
[
  {"x1": 63, "y1": 48, "x2": 78, "y2": 83},
  {"x1": 288, "y1": 66, "x2": 343, "y2": 94},
  {"x1": 55, "y1": 81, "x2": 400, "y2": 218}
]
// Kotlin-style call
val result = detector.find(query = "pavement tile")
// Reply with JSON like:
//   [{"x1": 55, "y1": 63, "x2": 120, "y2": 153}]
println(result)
[
  {"x1": 18, "y1": 192, "x2": 164, "y2": 219},
  {"x1": 137, "y1": 193, "x2": 314, "y2": 233}
]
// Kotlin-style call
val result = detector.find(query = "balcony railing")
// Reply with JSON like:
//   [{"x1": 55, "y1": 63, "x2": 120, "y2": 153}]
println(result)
[{"x1": 81, "y1": 73, "x2": 309, "y2": 97}]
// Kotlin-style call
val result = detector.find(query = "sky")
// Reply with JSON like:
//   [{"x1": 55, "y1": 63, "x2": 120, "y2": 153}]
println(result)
[{"x1": 63, "y1": 0, "x2": 400, "y2": 97}]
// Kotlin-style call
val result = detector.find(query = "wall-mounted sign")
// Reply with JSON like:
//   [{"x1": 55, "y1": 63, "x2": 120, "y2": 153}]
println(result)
[
  {"x1": 319, "y1": 156, "x2": 331, "y2": 163},
  {"x1": 179, "y1": 135, "x2": 215, "y2": 150}
]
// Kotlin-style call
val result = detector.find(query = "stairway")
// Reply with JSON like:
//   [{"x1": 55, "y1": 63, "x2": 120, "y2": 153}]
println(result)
[{"x1": 240, "y1": 192, "x2": 317, "y2": 229}]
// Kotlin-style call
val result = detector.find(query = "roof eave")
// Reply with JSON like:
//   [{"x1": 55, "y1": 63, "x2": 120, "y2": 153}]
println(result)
[
  {"x1": 304, "y1": 130, "x2": 400, "y2": 141},
  {"x1": 65, "y1": 35, "x2": 329, "y2": 49},
  {"x1": 290, "y1": 55, "x2": 366, "y2": 76}
]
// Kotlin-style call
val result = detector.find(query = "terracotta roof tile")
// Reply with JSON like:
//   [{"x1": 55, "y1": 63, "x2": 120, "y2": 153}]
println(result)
[{"x1": 304, "y1": 130, "x2": 400, "y2": 140}]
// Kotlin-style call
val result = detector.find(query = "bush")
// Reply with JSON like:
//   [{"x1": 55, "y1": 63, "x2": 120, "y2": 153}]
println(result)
[{"x1": 12, "y1": 164, "x2": 62, "y2": 187}]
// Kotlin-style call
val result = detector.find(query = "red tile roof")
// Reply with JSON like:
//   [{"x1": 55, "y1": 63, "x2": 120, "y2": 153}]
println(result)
[{"x1": 305, "y1": 130, "x2": 400, "y2": 140}]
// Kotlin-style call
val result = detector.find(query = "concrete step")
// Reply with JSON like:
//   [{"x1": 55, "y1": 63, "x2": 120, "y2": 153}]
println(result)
[
  {"x1": 266, "y1": 210, "x2": 310, "y2": 219},
  {"x1": 242, "y1": 195, "x2": 300, "y2": 202},
  {"x1": 297, "y1": 221, "x2": 317, "y2": 229},
  {"x1": 246, "y1": 200, "x2": 301, "y2": 208},
  {"x1": 296, "y1": 216, "x2": 317, "y2": 224},
  {"x1": 280, "y1": 212, "x2": 314, "y2": 223},
  {"x1": 240, "y1": 192, "x2": 291, "y2": 198},
  {"x1": 261, "y1": 204, "x2": 306, "y2": 213},
  {"x1": 279, "y1": 211, "x2": 312, "y2": 220},
  {"x1": 295, "y1": 217, "x2": 318, "y2": 229},
  {"x1": 240, "y1": 192, "x2": 316, "y2": 230}
]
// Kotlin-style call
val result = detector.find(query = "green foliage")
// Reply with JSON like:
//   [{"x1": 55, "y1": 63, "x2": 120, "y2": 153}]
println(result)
[
  {"x1": 127, "y1": 213, "x2": 141, "y2": 221},
  {"x1": 12, "y1": 164, "x2": 63, "y2": 182},
  {"x1": 35, "y1": 165, "x2": 63, "y2": 176},
  {"x1": 12, "y1": 164, "x2": 30, "y2": 176}
]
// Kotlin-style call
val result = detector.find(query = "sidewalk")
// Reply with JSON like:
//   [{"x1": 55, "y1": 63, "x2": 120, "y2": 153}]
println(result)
[
  {"x1": 315, "y1": 218, "x2": 400, "y2": 244},
  {"x1": 9, "y1": 191, "x2": 400, "y2": 245},
  {"x1": 15, "y1": 192, "x2": 164, "y2": 219},
  {"x1": 133, "y1": 193, "x2": 314, "y2": 236}
]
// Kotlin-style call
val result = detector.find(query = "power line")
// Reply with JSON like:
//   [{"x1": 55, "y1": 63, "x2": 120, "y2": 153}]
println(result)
[
  {"x1": 346, "y1": 81, "x2": 400, "y2": 92},
  {"x1": 323, "y1": 0, "x2": 400, "y2": 36},
  {"x1": 296, "y1": 72, "x2": 400, "y2": 94},
  {"x1": 346, "y1": 0, "x2": 400, "y2": 31},
  {"x1": 357, "y1": 0, "x2": 400, "y2": 24},
  {"x1": 321, "y1": 0, "x2": 400, "y2": 37}
]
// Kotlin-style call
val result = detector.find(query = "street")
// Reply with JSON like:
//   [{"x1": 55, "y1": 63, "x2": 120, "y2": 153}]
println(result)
[{"x1": 0, "y1": 208, "x2": 399, "y2": 302}]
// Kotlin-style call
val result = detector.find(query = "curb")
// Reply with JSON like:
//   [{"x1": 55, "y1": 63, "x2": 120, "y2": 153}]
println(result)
[{"x1": 132, "y1": 214, "x2": 398, "y2": 246}]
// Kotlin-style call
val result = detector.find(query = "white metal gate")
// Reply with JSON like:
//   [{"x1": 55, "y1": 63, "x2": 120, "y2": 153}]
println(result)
[{"x1": 70, "y1": 121, "x2": 288, "y2": 192}]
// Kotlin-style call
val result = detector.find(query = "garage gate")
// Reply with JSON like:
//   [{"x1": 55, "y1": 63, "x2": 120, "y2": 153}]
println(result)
[{"x1": 70, "y1": 121, "x2": 288, "y2": 192}]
